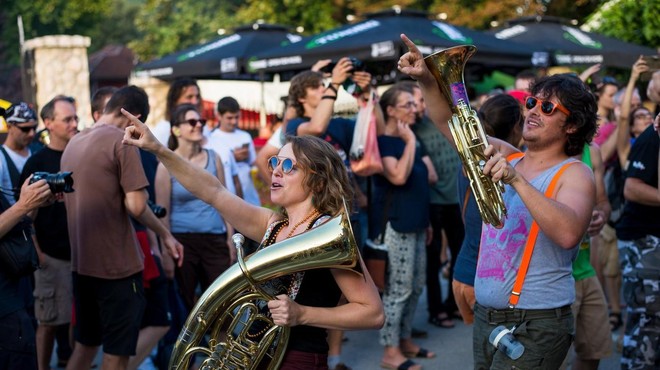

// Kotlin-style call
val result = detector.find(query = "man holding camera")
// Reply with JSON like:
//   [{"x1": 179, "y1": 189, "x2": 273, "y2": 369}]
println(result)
[
  {"x1": 18, "y1": 95, "x2": 78, "y2": 370},
  {"x1": 1, "y1": 102, "x2": 38, "y2": 204}
]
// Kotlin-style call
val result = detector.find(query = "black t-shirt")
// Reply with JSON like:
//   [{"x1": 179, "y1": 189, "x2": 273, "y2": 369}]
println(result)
[
  {"x1": 20, "y1": 147, "x2": 71, "y2": 260},
  {"x1": 616, "y1": 125, "x2": 660, "y2": 240},
  {"x1": 370, "y1": 136, "x2": 429, "y2": 237},
  {"x1": 131, "y1": 149, "x2": 159, "y2": 232}
]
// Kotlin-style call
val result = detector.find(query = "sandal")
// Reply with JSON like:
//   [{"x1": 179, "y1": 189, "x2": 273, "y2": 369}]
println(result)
[
  {"x1": 609, "y1": 312, "x2": 622, "y2": 332},
  {"x1": 403, "y1": 347, "x2": 436, "y2": 359},
  {"x1": 428, "y1": 314, "x2": 454, "y2": 328},
  {"x1": 380, "y1": 359, "x2": 420, "y2": 370}
]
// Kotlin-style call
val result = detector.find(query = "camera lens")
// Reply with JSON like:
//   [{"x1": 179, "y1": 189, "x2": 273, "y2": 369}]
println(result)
[{"x1": 30, "y1": 171, "x2": 74, "y2": 193}]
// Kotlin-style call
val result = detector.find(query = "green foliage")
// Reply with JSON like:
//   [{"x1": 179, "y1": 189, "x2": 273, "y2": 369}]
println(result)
[
  {"x1": 129, "y1": 0, "x2": 243, "y2": 63},
  {"x1": 587, "y1": 0, "x2": 659, "y2": 48},
  {"x1": 0, "y1": 0, "x2": 111, "y2": 64},
  {"x1": 1, "y1": 0, "x2": 654, "y2": 67},
  {"x1": 234, "y1": 0, "x2": 339, "y2": 35}
]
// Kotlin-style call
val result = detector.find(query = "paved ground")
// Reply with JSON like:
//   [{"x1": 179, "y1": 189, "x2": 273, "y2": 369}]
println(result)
[
  {"x1": 342, "y1": 294, "x2": 621, "y2": 370},
  {"x1": 339, "y1": 288, "x2": 623, "y2": 369},
  {"x1": 55, "y1": 278, "x2": 623, "y2": 370}
]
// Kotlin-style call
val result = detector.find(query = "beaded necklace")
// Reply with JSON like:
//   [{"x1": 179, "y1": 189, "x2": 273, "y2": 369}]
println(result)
[{"x1": 273, "y1": 209, "x2": 320, "y2": 241}]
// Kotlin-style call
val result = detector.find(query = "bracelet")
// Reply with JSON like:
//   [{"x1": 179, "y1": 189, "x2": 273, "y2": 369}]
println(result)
[
  {"x1": 321, "y1": 95, "x2": 337, "y2": 101},
  {"x1": 325, "y1": 84, "x2": 338, "y2": 94}
]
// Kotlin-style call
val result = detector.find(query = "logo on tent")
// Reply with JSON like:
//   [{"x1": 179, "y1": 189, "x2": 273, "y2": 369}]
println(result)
[
  {"x1": 431, "y1": 22, "x2": 472, "y2": 44},
  {"x1": 561, "y1": 26, "x2": 602, "y2": 49},
  {"x1": 305, "y1": 20, "x2": 380, "y2": 49},
  {"x1": 177, "y1": 34, "x2": 242, "y2": 62},
  {"x1": 494, "y1": 25, "x2": 526, "y2": 40}
]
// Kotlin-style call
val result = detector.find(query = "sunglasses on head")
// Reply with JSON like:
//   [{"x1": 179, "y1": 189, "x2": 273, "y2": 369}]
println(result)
[
  {"x1": 525, "y1": 96, "x2": 571, "y2": 116},
  {"x1": 12, "y1": 124, "x2": 38, "y2": 133},
  {"x1": 178, "y1": 118, "x2": 206, "y2": 127},
  {"x1": 633, "y1": 111, "x2": 652, "y2": 119},
  {"x1": 267, "y1": 156, "x2": 296, "y2": 174}
]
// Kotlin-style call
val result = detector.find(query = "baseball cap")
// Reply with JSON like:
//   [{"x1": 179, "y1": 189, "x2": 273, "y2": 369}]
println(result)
[{"x1": 5, "y1": 102, "x2": 38, "y2": 124}]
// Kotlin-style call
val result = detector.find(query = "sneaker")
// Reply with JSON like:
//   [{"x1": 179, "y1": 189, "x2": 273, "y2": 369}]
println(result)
[{"x1": 411, "y1": 327, "x2": 428, "y2": 338}]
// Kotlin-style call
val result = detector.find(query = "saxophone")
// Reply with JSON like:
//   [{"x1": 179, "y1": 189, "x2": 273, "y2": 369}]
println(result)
[
  {"x1": 168, "y1": 208, "x2": 361, "y2": 369},
  {"x1": 424, "y1": 45, "x2": 507, "y2": 228}
]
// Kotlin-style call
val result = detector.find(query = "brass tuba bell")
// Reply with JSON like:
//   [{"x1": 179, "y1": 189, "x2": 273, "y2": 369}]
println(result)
[
  {"x1": 169, "y1": 207, "x2": 361, "y2": 369},
  {"x1": 424, "y1": 45, "x2": 507, "y2": 228}
]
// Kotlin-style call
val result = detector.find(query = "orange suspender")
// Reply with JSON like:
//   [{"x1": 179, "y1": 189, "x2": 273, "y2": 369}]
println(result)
[
  {"x1": 506, "y1": 152, "x2": 525, "y2": 162},
  {"x1": 507, "y1": 160, "x2": 578, "y2": 308}
]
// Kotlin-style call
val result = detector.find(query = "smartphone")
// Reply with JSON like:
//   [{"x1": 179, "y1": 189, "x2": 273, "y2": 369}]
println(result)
[{"x1": 640, "y1": 55, "x2": 660, "y2": 81}]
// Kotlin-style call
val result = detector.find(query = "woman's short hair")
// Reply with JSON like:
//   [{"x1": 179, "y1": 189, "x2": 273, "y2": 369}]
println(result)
[
  {"x1": 286, "y1": 135, "x2": 353, "y2": 216},
  {"x1": 379, "y1": 85, "x2": 409, "y2": 122},
  {"x1": 168, "y1": 103, "x2": 199, "y2": 150},
  {"x1": 478, "y1": 94, "x2": 523, "y2": 143}
]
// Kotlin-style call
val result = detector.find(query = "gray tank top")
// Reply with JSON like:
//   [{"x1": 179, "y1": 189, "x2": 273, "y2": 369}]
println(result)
[{"x1": 475, "y1": 157, "x2": 579, "y2": 309}]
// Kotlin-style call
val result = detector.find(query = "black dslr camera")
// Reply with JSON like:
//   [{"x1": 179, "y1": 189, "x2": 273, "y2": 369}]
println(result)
[
  {"x1": 30, "y1": 172, "x2": 74, "y2": 193},
  {"x1": 147, "y1": 200, "x2": 167, "y2": 218},
  {"x1": 320, "y1": 57, "x2": 366, "y2": 73}
]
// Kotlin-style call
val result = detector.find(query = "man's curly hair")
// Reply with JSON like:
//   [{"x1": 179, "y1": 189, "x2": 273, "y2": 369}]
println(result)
[{"x1": 530, "y1": 74, "x2": 598, "y2": 156}]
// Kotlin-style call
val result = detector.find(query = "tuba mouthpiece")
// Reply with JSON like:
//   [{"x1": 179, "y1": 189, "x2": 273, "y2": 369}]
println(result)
[{"x1": 232, "y1": 233, "x2": 245, "y2": 248}]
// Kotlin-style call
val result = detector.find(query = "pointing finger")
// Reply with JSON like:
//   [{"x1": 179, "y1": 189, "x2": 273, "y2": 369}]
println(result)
[
  {"x1": 120, "y1": 108, "x2": 144, "y2": 126},
  {"x1": 400, "y1": 33, "x2": 421, "y2": 55}
]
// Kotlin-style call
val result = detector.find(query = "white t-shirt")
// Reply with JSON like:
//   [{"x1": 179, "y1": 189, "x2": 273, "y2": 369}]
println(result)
[
  {"x1": 266, "y1": 126, "x2": 285, "y2": 150},
  {"x1": 152, "y1": 120, "x2": 172, "y2": 146},
  {"x1": 0, "y1": 145, "x2": 31, "y2": 204},
  {"x1": 206, "y1": 129, "x2": 260, "y2": 206},
  {"x1": 203, "y1": 139, "x2": 240, "y2": 196}
]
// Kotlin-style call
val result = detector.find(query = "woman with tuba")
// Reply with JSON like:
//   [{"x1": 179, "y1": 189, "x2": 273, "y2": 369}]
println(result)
[{"x1": 121, "y1": 109, "x2": 385, "y2": 370}]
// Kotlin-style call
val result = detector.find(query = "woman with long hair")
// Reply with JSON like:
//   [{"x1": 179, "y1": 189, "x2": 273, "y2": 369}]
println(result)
[
  {"x1": 123, "y1": 110, "x2": 384, "y2": 370},
  {"x1": 156, "y1": 103, "x2": 233, "y2": 311}
]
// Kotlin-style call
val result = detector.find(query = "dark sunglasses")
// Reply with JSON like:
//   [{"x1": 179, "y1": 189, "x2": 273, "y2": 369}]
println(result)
[
  {"x1": 267, "y1": 156, "x2": 296, "y2": 174},
  {"x1": 525, "y1": 96, "x2": 571, "y2": 117},
  {"x1": 178, "y1": 118, "x2": 206, "y2": 127},
  {"x1": 12, "y1": 124, "x2": 38, "y2": 133}
]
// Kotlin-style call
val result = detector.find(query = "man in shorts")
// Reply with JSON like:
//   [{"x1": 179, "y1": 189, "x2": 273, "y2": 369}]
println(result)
[
  {"x1": 19, "y1": 95, "x2": 78, "y2": 370},
  {"x1": 62, "y1": 86, "x2": 182, "y2": 370}
]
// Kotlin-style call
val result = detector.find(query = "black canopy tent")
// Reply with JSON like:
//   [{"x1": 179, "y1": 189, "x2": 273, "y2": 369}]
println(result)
[
  {"x1": 248, "y1": 9, "x2": 534, "y2": 82},
  {"x1": 133, "y1": 23, "x2": 301, "y2": 80},
  {"x1": 489, "y1": 16, "x2": 656, "y2": 69}
]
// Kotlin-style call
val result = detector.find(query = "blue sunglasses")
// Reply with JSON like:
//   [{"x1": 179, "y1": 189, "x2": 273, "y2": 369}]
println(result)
[{"x1": 267, "y1": 156, "x2": 296, "y2": 174}]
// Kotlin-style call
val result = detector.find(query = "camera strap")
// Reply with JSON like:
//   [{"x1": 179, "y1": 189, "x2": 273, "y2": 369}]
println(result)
[
  {"x1": 0, "y1": 146, "x2": 20, "y2": 198},
  {"x1": 508, "y1": 158, "x2": 577, "y2": 308}
]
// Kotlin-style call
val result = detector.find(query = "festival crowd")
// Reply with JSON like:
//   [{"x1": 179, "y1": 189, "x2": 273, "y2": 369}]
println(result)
[{"x1": 0, "y1": 34, "x2": 658, "y2": 370}]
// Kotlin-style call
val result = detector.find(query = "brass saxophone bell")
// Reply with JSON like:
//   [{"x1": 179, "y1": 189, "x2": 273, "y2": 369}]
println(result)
[{"x1": 424, "y1": 45, "x2": 507, "y2": 228}]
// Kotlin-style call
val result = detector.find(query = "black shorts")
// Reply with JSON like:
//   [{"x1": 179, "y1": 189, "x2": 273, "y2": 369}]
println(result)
[
  {"x1": 72, "y1": 272, "x2": 146, "y2": 356},
  {"x1": 141, "y1": 256, "x2": 172, "y2": 329}
]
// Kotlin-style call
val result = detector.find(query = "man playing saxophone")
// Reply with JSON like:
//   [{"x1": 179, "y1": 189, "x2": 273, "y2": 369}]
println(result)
[{"x1": 398, "y1": 34, "x2": 598, "y2": 369}]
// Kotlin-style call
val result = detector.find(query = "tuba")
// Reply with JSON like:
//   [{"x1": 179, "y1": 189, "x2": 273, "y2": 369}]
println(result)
[
  {"x1": 169, "y1": 207, "x2": 361, "y2": 370},
  {"x1": 424, "y1": 45, "x2": 507, "y2": 228}
]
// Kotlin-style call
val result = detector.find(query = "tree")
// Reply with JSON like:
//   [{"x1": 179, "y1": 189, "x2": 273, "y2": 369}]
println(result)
[
  {"x1": 428, "y1": 0, "x2": 602, "y2": 30},
  {"x1": 584, "y1": 0, "x2": 659, "y2": 48},
  {"x1": 129, "y1": 0, "x2": 243, "y2": 63},
  {"x1": 0, "y1": 0, "x2": 112, "y2": 65}
]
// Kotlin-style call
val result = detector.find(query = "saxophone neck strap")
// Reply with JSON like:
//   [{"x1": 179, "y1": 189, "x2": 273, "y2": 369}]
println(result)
[{"x1": 508, "y1": 160, "x2": 577, "y2": 308}]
